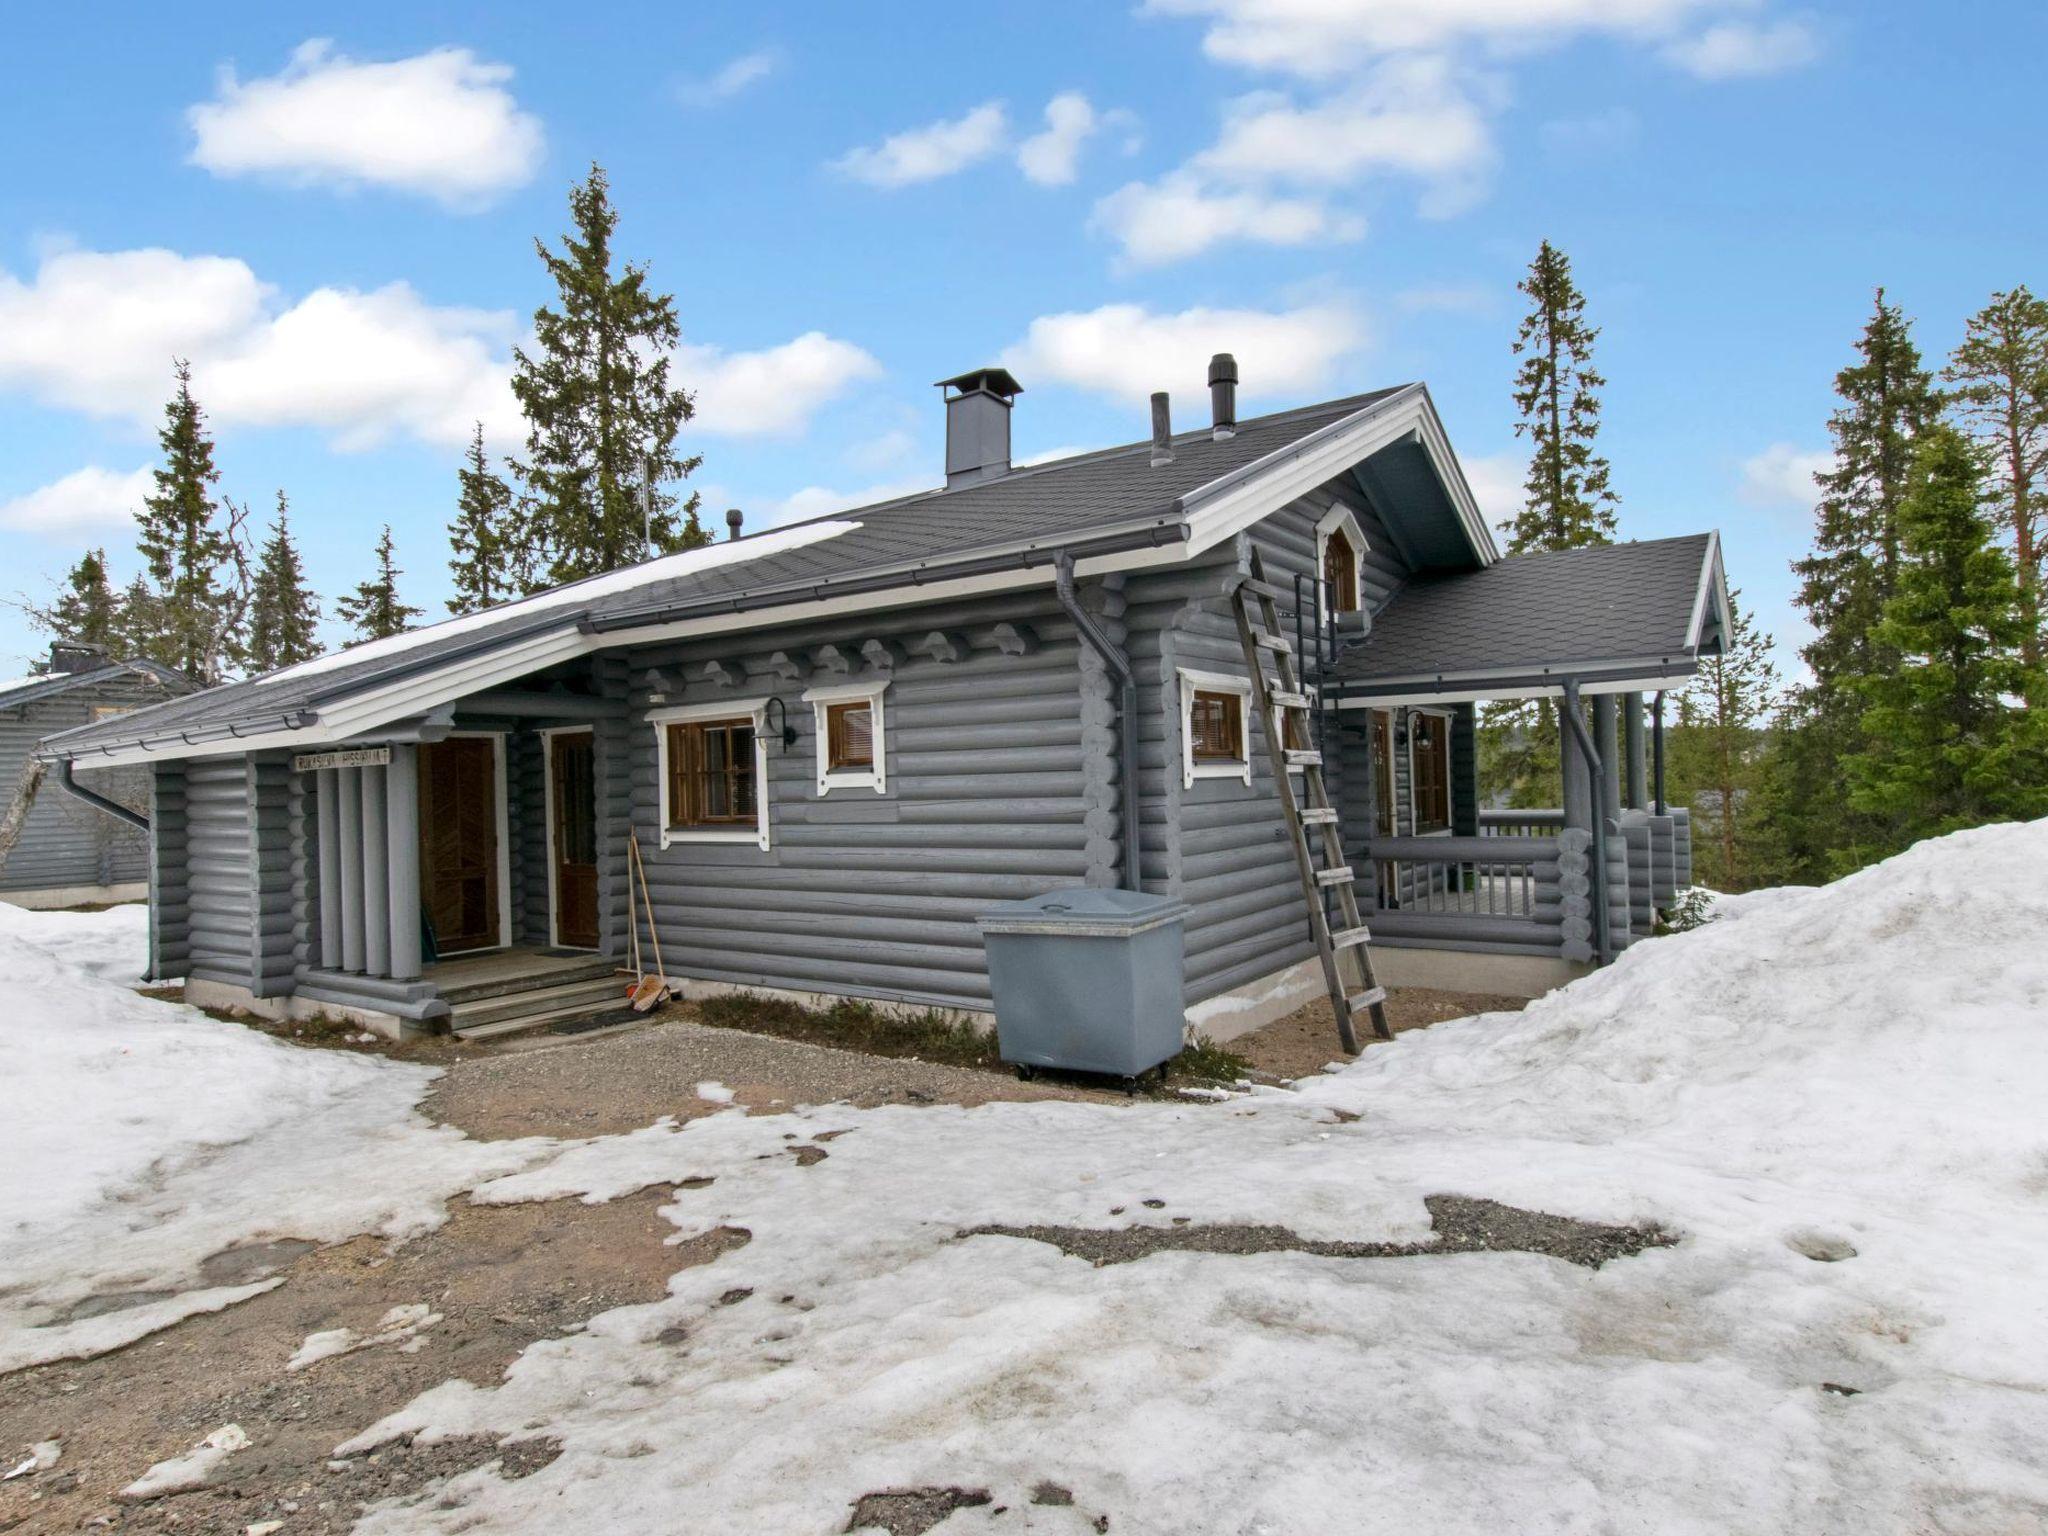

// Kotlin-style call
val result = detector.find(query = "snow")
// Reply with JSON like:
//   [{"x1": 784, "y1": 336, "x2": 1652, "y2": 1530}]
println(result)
[
  {"x1": 341, "y1": 822, "x2": 2048, "y2": 1534},
  {"x1": 120, "y1": 1423, "x2": 249, "y2": 1501},
  {"x1": 259, "y1": 518, "x2": 861, "y2": 685},
  {"x1": 7, "y1": 823, "x2": 2048, "y2": 1530},
  {"x1": 287, "y1": 1304, "x2": 441, "y2": 1372},
  {"x1": 0, "y1": 900, "x2": 556, "y2": 1372}
]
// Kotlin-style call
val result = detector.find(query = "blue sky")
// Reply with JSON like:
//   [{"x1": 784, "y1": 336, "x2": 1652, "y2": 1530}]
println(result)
[{"x1": 2, "y1": 1, "x2": 2041, "y2": 677}]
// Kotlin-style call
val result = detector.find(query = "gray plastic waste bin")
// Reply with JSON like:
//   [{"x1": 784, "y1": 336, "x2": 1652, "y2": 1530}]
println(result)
[{"x1": 977, "y1": 889, "x2": 1189, "y2": 1079}]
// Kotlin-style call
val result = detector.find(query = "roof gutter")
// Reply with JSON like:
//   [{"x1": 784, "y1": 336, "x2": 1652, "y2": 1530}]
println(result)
[
  {"x1": 584, "y1": 520, "x2": 1187, "y2": 635},
  {"x1": 1052, "y1": 550, "x2": 1142, "y2": 893},
  {"x1": 55, "y1": 757, "x2": 149, "y2": 833},
  {"x1": 40, "y1": 707, "x2": 317, "y2": 765}
]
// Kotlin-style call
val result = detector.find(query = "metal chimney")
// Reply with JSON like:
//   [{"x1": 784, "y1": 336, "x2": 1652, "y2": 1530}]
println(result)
[
  {"x1": 726, "y1": 507, "x2": 744, "y2": 541},
  {"x1": 935, "y1": 367, "x2": 1024, "y2": 487},
  {"x1": 1208, "y1": 353, "x2": 1237, "y2": 440},
  {"x1": 1150, "y1": 392, "x2": 1173, "y2": 467}
]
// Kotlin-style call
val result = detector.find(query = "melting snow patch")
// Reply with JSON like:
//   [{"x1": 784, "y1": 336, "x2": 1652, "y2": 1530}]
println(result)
[
  {"x1": 287, "y1": 1304, "x2": 443, "y2": 1372},
  {"x1": 120, "y1": 1423, "x2": 249, "y2": 1501}
]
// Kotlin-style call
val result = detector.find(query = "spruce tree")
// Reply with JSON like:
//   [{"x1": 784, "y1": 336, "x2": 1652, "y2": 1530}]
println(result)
[
  {"x1": 34, "y1": 549, "x2": 123, "y2": 654},
  {"x1": 1508, "y1": 240, "x2": 1618, "y2": 554},
  {"x1": 1944, "y1": 286, "x2": 2048, "y2": 665},
  {"x1": 1764, "y1": 291, "x2": 1940, "y2": 880},
  {"x1": 1841, "y1": 426, "x2": 2048, "y2": 858},
  {"x1": 116, "y1": 576, "x2": 163, "y2": 666},
  {"x1": 132, "y1": 361, "x2": 247, "y2": 683},
  {"x1": 448, "y1": 422, "x2": 518, "y2": 615},
  {"x1": 245, "y1": 493, "x2": 323, "y2": 672},
  {"x1": 1669, "y1": 591, "x2": 1782, "y2": 891},
  {"x1": 335, "y1": 526, "x2": 423, "y2": 644},
  {"x1": 510, "y1": 164, "x2": 704, "y2": 586}
]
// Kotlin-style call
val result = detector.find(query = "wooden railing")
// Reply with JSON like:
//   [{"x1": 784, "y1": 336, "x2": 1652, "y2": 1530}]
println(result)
[
  {"x1": 1361, "y1": 834, "x2": 1564, "y2": 954},
  {"x1": 1477, "y1": 808, "x2": 1566, "y2": 838}
]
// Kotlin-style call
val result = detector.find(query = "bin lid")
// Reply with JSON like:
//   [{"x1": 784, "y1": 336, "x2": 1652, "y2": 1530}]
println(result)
[{"x1": 976, "y1": 887, "x2": 1188, "y2": 938}]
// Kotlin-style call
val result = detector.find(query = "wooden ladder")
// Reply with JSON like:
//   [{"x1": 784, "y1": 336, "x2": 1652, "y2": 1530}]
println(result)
[{"x1": 1228, "y1": 546, "x2": 1391, "y2": 1054}]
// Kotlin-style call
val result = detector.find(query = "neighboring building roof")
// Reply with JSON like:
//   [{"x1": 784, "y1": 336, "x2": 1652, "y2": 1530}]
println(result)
[
  {"x1": 1329, "y1": 533, "x2": 1729, "y2": 702},
  {"x1": 0, "y1": 658, "x2": 189, "y2": 714}
]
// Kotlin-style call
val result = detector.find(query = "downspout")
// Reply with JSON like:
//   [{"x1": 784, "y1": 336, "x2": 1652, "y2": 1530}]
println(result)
[
  {"x1": 56, "y1": 757, "x2": 149, "y2": 832},
  {"x1": 1053, "y1": 551, "x2": 1142, "y2": 892},
  {"x1": 1558, "y1": 679, "x2": 1612, "y2": 966},
  {"x1": 1651, "y1": 690, "x2": 1668, "y2": 816}
]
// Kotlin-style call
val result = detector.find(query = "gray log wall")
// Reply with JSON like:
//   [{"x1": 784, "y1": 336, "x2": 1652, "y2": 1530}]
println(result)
[{"x1": 1, "y1": 672, "x2": 169, "y2": 894}]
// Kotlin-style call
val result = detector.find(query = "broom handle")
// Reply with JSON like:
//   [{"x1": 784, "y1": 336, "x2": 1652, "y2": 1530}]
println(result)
[{"x1": 631, "y1": 832, "x2": 666, "y2": 977}]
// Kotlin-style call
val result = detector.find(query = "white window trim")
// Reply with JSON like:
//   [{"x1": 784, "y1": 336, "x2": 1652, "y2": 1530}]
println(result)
[
  {"x1": 802, "y1": 679, "x2": 889, "y2": 796},
  {"x1": 538, "y1": 725, "x2": 597, "y2": 951},
  {"x1": 1178, "y1": 668, "x2": 1253, "y2": 789},
  {"x1": 1315, "y1": 501, "x2": 1369, "y2": 613},
  {"x1": 649, "y1": 698, "x2": 772, "y2": 851},
  {"x1": 1405, "y1": 706, "x2": 1455, "y2": 837}
]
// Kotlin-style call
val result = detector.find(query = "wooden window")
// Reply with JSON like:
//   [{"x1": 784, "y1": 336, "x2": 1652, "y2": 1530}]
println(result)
[
  {"x1": 1371, "y1": 709, "x2": 1395, "y2": 836},
  {"x1": 825, "y1": 700, "x2": 873, "y2": 771},
  {"x1": 665, "y1": 718, "x2": 758, "y2": 828},
  {"x1": 1324, "y1": 530, "x2": 1359, "y2": 614},
  {"x1": 1189, "y1": 689, "x2": 1244, "y2": 762},
  {"x1": 89, "y1": 704, "x2": 133, "y2": 722},
  {"x1": 1410, "y1": 711, "x2": 1452, "y2": 833}
]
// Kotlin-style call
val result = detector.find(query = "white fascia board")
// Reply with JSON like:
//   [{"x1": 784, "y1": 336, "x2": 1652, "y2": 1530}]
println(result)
[
  {"x1": 316, "y1": 627, "x2": 596, "y2": 737},
  {"x1": 1685, "y1": 531, "x2": 1733, "y2": 652}
]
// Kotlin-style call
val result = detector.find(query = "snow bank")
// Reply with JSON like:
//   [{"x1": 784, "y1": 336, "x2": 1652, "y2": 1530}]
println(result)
[
  {"x1": 0, "y1": 903, "x2": 553, "y2": 1372},
  {"x1": 343, "y1": 823, "x2": 2048, "y2": 1534}
]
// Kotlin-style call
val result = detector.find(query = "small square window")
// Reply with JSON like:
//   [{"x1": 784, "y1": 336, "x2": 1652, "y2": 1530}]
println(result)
[
  {"x1": 806, "y1": 682, "x2": 887, "y2": 795},
  {"x1": 1189, "y1": 690, "x2": 1243, "y2": 762},
  {"x1": 1179, "y1": 670, "x2": 1252, "y2": 787},
  {"x1": 825, "y1": 700, "x2": 873, "y2": 770}
]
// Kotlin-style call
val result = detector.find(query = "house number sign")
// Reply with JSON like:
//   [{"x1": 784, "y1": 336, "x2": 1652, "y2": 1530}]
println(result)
[{"x1": 292, "y1": 748, "x2": 392, "y2": 772}]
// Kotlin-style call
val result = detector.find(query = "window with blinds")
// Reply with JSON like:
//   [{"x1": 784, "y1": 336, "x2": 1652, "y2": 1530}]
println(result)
[
  {"x1": 1189, "y1": 689, "x2": 1244, "y2": 762},
  {"x1": 825, "y1": 700, "x2": 873, "y2": 770},
  {"x1": 665, "y1": 718, "x2": 758, "y2": 828}
]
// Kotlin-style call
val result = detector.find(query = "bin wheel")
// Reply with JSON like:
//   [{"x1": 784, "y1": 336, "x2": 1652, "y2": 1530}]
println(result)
[{"x1": 1015, "y1": 1064, "x2": 1037, "y2": 1082}]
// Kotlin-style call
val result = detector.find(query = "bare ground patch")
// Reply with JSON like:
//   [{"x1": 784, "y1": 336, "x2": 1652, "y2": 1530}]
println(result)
[
  {"x1": 966, "y1": 1194, "x2": 1674, "y2": 1272},
  {"x1": 1230, "y1": 986, "x2": 1530, "y2": 1081},
  {"x1": 0, "y1": 1189, "x2": 732, "y2": 1534}
]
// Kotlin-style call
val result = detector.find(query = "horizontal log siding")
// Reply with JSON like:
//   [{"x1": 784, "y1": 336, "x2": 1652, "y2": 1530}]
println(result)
[
  {"x1": 248, "y1": 754, "x2": 295, "y2": 995},
  {"x1": 0, "y1": 671, "x2": 173, "y2": 892},
  {"x1": 149, "y1": 762, "x2": 190, "y2": 980},
  {"x1": 183, "y1": 756, "x2": 256, "y2": 986},
  {"x1": 1125, "y1": 475, "x2": 1413, "y2": 1006},
  {"x1": 508, "y1": 732, "x2": 551, "y2": 947},
  {"x1": 615, "y1": 591, "x2": 1092, "y2": 1010}
]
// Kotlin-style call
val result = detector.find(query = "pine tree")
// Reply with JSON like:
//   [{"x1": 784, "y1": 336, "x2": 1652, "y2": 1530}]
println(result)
[
  {"x1": 448, "y1": 423, "x2": 519, "y2": 615},
  {"x1": 32, "y1": 549, "x2": 123, "y2": 654},
  {"x1": 1668, "y1": 591, "x2": 1782, "y2": 891},
  {"x1": 1944, "y1": 286, "x2": 2048, "y2": 665},
  {"x1": 1481, "y1": 241, "x2": 1621, "y2": 809},
  {"x1": 1764, "y1": 291, "x2": 1940, "y2": 880},
  {"x1": 245, "y1": 493, "x2": 323, "y2": 672},
  {"x1": 335, "y1": 526, "x2": 423, "y2": 644},
  {"x1": 1508, "y1": 240, "x2": 1618, "y2": 554},
  {"x1": 132, "y1": 361, "x2": 249, "y2": 683},
  {"x1": 116, "y1": 576, "x2": 163, "y2": 666},
  {"x1": 1841, "y1": 426, "x2": 2048, "y2": 859},
  {"x1": 510, "y1": 164, "x2": 704, "y2": 586}
]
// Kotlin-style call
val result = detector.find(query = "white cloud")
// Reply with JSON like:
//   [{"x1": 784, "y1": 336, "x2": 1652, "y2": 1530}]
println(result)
[
  {"x1": 1017, "y1": 93, "x2": 1100, "y2": 186},
  {"x1": 675, "y1": 48, "x2": 780, "y2": 106},
  {"x1": 1143, "y1": 0, "x2": 1740, "y2": 78},
  {"x1": 1739, "y1": 443, "x2": 1833, "y2": 509},
  {"x1": 1664, "y1": 18, "x2": 1821, "y2": 79},
  {"x1": 0, "y1": 465, "x2": 153, "y2": 534},
  {"x1": 1458, "y1": 452, "x2": 1526, "y2": 529},
  {"x1": 677, "y1": 332, "x2": 883, "y2": 437},
  {"x1": 1002, "y1": 301, "x2": 1366, "y2": 405},
  {"x1": 187, "y1": 39, "x2": 543, "y2": 207},
  {"x1": 831, "y1": 102, "x2": 1009, "y2": 188},
  {"x1": 0, "y1": 246, "x2": 518, "y2": 450},
  {"x1": 1093, "y1": 174, "x2": 1362, "y2": 267}
]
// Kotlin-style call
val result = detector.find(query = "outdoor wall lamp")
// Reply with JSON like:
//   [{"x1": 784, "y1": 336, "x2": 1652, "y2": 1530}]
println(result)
[{"x1": 764, "y1": 695, "x2": 798, "y2": 752}]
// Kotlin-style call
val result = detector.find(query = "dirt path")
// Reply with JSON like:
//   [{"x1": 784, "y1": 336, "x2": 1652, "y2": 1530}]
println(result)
[{"x1": 1230, "y1": 986, "x2": 1528, "y2": 1081}]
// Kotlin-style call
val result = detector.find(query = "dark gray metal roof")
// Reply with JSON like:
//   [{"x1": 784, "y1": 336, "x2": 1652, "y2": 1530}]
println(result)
[
  {"x1": 0, "y1": 659, "x2": 190, "y2": 714},
  {"x1": 1331, "y1": 534, "x2": 1722, "y2": 693},
  {"x1": 43, "y1": 389, "x2": 1407, "y2": 758}
]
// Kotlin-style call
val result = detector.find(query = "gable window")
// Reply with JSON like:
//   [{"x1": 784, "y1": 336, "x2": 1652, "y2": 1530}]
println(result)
[
  {"x1": 1178, "y1": 669, "x2": 1252, "y2": 788},
  {"x1": 1409, "y1": 709, "x2": 1452, "y2": 834},
  {"x1": 803, "y1": 681, "x2": 888, "y2": 795},
  {"x1": 1315, "y1": 503, "x2": 1369, "y2": 615},
  {"x1": 651, "y1": 699, "x2": 772, "y2": 849}
]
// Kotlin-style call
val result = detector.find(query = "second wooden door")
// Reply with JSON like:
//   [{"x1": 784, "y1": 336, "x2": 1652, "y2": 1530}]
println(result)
[{"x1": 550, "y1": 731, "x2": 599, "y2": 950}]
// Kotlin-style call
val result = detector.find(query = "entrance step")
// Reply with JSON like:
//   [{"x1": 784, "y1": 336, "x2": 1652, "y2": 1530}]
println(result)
[
  {"x1": 435, "y1": 954, "x2": 617, "y2": 1006},
  {"x1": 449, "y1": 974, "x2": 631, "y2": 1037},
  {"x1": 452, "y1": 997, "x2": 639, "y2": 1043}
]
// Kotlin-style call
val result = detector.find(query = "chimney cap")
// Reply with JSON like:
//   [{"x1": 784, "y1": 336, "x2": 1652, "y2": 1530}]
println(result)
[
  {"x1": 934, "y1": 366, "x2": 1023, "y2": 400},
  {"x1": 1208, "y1": 352, "x2": 1238, "y2": 385}
]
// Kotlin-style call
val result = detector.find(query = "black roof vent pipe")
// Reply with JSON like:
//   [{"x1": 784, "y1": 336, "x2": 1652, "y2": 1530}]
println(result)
[
  {"x1": 1209, "y1": 353, "x2": 1237, "y2": 440},
  {"x1": 726, "y1": 507, "x2": 744, "y2": 541},
  {"x1": 1150, "y1": 392, "x2": 1173, "y2": 467}
]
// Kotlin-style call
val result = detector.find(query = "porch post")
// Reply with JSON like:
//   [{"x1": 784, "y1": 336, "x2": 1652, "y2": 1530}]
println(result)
[
  {"x1": 361, "y1": 766, "x2": 391, "y2": 977},
  {"x1": 336, "y1": 766, "x2": 365, "y2": 973},
  {"x1": 315, "y1": 768, "x2": 342, "y2": 969},
  {"x1": 1593, "y1": 694, "x2": 1622, "y2": 824},
  {"x1": 1652, "y1": 691, "x2": 1668, "y2": 815},
  {"x1": 1623, "y1": 691, "x2": 1648, "y2": 810},
  {"x1": 1559, "y1": 693, "x2": 1593, "y2": 831},
  {"x1": 386, "y1": 744, "x2": 422, "y2": 981}
]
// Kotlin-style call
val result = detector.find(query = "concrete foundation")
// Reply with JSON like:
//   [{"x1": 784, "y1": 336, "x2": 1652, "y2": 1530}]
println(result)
[
  {"x1": 1, "y1": 882, "x2": 147, "y2": 911},
  {"x1": 183, "y1": 975, "x2": 420, "y2": 1042}
]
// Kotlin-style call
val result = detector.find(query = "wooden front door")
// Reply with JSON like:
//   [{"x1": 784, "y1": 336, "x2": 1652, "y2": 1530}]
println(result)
[
  {"x1": 418, "y1": 737, "x2": 501, "y2": 954},
  {"x1": 549, "y1": 731, "x2": 600, "y2": 950}
]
